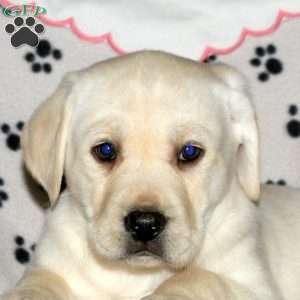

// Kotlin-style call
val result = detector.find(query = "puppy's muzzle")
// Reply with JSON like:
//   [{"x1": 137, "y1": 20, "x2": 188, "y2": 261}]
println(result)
[{"x1": 124, "y1": 210, "x2": 167, "y2": 242}]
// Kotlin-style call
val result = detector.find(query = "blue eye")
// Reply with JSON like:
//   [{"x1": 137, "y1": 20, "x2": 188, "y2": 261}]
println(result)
[
  {"x1": 178, "y1": 144, "x2": 204, "y2": 162},
  {"x1": 92, "y1": 142, "x2": 117, "y2": 162}
]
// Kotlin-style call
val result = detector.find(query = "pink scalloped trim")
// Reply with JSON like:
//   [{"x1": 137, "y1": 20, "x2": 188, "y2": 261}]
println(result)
[
  {"x1": 1, "y1": 0, "x2": 300, "y2": 60},
  {"x1": 200, "y1": 10, "x2": 300, "y2": 61}
]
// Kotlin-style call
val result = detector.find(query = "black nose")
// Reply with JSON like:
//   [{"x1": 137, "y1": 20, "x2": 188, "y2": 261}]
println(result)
[{"x1": 124, "y1": 210, "x2": 167, "y2": 242}]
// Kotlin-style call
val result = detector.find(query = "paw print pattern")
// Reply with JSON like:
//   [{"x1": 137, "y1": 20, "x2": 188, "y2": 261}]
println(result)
[
  {"x1": 14, "y1": 235, "x2": 36, "y2": 264},
  {"x1": 1, "y1": 121, "x2": 24, "y2": 151},
  {"x1": 0, "y1": 178, "x2": 9, "y2": 208},
  {"x1": 5, "y1": 16, "x2": 44, "y2": 48},
  {"x1": 249, "y1": 44, "x2": 283, "y2": 82},
  {"x1": 24, "y1": 39, "x2": 63, "y2": 74},
  {"x1": 286, "y1": 105, "x2": 300, "y2": 138},
  {"x1": 266, "y1": 179, "x2": 287, "y2": 186},
  {"x1": 203, "y1": 55, "x2": 217, "y2": 63}
]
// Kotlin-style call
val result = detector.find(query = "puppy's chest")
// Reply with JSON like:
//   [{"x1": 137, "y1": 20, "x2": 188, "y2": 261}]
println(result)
[{"x1": 68, "y1": 267, "x2": 172, "y2": 300}]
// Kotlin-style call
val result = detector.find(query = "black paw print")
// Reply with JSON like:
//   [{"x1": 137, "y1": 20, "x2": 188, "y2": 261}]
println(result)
[
  {"x1": 0, "y1": 178, "x2": 9, "y2": 208},
  {"x1": 266, "y1": 179, "x2": 287, "y2": 186},
  {"x1": 24, "y1": 39, "x2": 63, "y2": 74},
  {"x1": 286, "y1": 104, "x2": 300, "y2": 138},
  {"x1": 5, "y1": 16, "x2": 44, "y2": 48},
  {"x1": 203, "y1": 55, "x2": 217, "y2": 63},
  {"x1": 14, "y1": 235, "x2": 36, "y2": 264},
  {"x1": 1, "y1": 121, "x2": 24, "y2": 151},
  {"x1": 249, "y1": 44, "x2": 283, "y2": 82}
]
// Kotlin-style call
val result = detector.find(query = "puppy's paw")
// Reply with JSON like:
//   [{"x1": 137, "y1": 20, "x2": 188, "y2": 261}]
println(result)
[
  {"x1": 0, "y1": 290, "x2": 62, "y2": 300},
  {"x1": 142, "y1": 293, "x2": 191, "y2": 300}
]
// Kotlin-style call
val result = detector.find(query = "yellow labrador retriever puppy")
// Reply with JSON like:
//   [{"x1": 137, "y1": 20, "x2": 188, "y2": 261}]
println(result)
[{"x1": 1, "y1": 51, "x2": 300, "y2": 300}]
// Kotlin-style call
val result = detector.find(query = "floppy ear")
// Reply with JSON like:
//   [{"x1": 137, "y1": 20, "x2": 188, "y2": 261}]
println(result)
[
  {"x1": 209, "y1": 64, "x2": 260, "y2": 202},
  {"x1": 21, "y1": 73, "x2": 78, "y2": 206}
]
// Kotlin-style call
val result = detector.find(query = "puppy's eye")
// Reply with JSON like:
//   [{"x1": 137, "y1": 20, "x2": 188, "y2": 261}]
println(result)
[
  {"x1": 178, "y1": 144, "x2": 204, "y2": 162},
  {"x1": 92, "y1": 142, "x2": 117, "y2": 162}
]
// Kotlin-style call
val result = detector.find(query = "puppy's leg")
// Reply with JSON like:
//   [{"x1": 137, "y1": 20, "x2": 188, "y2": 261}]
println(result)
[
  {"x1": 1, "y1": 268, "x2": 73, "y2": 300},
  {"x1": 143, "y1": 268, "x2": 271, "y2": 300}
]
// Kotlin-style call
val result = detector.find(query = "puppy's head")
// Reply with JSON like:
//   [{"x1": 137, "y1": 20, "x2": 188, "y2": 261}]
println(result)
[{"x1": 22, "y1": 51, "x2": 259, "y2": 269}]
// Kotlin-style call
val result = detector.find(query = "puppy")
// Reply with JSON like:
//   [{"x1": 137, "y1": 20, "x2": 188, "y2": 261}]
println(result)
[{"x1": 1, "y1": 51, "x2": 300, "y2": 300}]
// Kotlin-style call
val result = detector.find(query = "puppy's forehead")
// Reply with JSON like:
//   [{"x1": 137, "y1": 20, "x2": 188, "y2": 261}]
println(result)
[{"x1": 72, "y1": 52, "x2": 227, "y2": 133}]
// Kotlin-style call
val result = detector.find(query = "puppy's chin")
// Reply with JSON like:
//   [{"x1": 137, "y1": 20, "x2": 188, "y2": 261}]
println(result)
[
  {"x1": 125, "y1": 251, "x2": 165, "y2": 268},
  {"x1": 124, "y1": 249, "x2": 195, "y2": 270},
  {"x1": 88, "y1": 236, "x2": 166, "y2": 269},
  {"x1": 123, "y1": 238, "x2": 166, "y2": 268}
]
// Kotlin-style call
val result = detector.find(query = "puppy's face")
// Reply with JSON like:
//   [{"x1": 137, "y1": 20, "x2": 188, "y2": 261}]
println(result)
[{"x1": 22, "y1": 52, "x2": 259, "y2": 269}]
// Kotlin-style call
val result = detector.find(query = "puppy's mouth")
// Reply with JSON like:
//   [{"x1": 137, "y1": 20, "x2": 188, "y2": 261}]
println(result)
[{"x1": 126, "y1": 239, "x2": 164, "y2": 260}]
